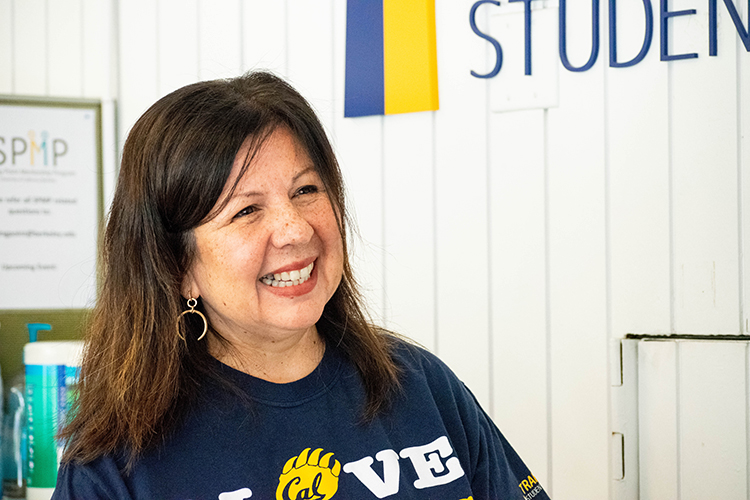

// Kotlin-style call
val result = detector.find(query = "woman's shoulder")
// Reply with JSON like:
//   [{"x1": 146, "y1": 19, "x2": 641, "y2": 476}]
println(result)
[
  {"x1": 387, "y1": 335, "x2": 438, "y2": 364},
  {"x1": 53, "y1": 454, "x2": 134, "y2": 500},
  {"x1": 386, "y1": 334, "x2": 468, "y2": 393},
  {"x1": 384, "y1": 334, "x2": 490, "y2": 445}
]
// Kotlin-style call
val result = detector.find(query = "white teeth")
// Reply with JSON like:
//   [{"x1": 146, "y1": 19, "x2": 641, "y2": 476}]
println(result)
[{"x1": 260, "y1": 262, "x2": 315, "y2": 288}]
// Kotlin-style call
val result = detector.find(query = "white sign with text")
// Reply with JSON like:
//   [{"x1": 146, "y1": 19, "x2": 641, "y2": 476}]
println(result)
[{"x1": 0, "y1": 100, "x2": 100, "y2": 309}]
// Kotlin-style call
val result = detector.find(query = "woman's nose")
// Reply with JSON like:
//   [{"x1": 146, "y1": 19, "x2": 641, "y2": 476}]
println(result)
[{"x1": 268, "y1": 202, "x2": 314, "y2": 248}]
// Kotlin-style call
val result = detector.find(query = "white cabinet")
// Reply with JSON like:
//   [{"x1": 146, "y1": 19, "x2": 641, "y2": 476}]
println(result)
[{"x1": 612, "y1": 338, "x2": 749, "y2": 500}]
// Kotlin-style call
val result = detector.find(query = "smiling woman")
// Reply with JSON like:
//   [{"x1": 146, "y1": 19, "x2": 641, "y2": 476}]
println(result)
[
  {"x1": 184, "y1": 127, "x2": 344, "y2": 382},
  {"x1": 52, "y1": 72, "x2": 549, "y2": 500}
]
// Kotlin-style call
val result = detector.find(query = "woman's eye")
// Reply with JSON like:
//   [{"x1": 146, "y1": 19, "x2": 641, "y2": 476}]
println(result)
[
  {"x1": 234, "y1": 205, "x2": 257, "y2": 219},
  {"x1": 296, "y1": 185, "x2": 319, "y2": 196}
]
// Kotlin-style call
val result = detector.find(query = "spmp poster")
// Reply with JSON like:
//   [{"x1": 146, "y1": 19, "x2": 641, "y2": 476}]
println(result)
[{"x1": 0, "y1": 97, "x2": 102, "y2": 310}]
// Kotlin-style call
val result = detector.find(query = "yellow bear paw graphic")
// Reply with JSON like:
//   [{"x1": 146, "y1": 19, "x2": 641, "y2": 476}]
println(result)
[{"x1": 276, "y1": 448, "x2": 341, "y2": 500}]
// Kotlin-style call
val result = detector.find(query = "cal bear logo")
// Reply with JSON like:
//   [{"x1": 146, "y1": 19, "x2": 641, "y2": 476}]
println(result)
[{"x1": 277, "y1": 448, "x2": 341, "y2": 500}]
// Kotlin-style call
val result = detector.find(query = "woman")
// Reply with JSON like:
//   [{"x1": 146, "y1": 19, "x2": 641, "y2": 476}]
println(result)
[{"x1": 53, "y1": 72, "x2": 549, "y2": 500}]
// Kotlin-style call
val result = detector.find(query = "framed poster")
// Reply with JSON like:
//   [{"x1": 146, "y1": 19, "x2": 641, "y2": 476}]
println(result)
[{"x1": 0, "y1": 96, "x2": 103, "y2": 310}]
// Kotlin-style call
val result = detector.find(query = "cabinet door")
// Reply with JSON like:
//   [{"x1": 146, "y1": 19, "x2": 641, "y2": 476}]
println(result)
[{"x1": 614, "y1": 339, "x2": 749, "y2": 499}]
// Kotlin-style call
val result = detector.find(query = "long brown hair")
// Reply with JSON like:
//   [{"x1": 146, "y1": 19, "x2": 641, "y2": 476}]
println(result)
[{"x1": 61, "y1": 72, "x2": 400, "y2": 466}]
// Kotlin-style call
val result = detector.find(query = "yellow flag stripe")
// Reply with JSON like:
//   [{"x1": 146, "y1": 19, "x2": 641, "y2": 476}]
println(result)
[{"x1": 383, "y1": 0, "x2": 439, "y2": 115}]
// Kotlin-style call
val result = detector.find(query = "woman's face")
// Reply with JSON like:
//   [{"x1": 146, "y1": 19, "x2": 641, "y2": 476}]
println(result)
[{"x1": 182, "y1": 127, "x2": 344, "y2": 346}]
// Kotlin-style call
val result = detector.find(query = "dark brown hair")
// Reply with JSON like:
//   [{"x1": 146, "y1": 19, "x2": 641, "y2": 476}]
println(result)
[{"x1": 61, "y1": 71, "x2": 400, "y2": 466}]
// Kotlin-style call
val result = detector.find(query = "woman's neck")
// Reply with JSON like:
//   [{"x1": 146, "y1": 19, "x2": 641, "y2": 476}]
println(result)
[{"x1": 209, "y1": 325, "x2": 325, "y2": 383}]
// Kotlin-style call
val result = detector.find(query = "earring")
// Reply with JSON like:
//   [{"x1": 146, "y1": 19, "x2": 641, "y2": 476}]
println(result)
[{"x1": 176, "y1": 297, "x2": 208, "y2": 342}]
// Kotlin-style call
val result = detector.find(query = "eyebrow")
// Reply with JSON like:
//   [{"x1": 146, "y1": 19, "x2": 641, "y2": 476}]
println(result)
[
  {"x1": 293, "y1": 166, "x2": 316, "y2": 182},
  {"x1": 230, "y1": 166, "x2": 318, "y2": 200}
]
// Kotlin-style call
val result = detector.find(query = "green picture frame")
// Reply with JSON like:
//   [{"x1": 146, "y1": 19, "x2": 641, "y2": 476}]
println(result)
[{"x1": 0, "y1": 95, "x2": 105, "y2": 383}]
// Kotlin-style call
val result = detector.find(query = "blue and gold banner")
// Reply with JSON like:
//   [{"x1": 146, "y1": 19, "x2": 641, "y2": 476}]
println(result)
[{"x1": 345, "y1": 0, "x2": 439, "y2": 117}]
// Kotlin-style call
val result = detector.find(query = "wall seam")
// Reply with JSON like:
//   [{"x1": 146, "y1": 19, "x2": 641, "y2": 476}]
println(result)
[
  {"x1": 155, "y1": 0, "x2": 161, "y2": 96},
  {"x1": 675, "y1": 341, "x2": 681, "y2": 500},
  {"x1": 112, "y1": 0, "x2": 121, "y2": 144},
  {"x1": 330, "y1": 0, "x2": 335, "y2": 136},
  {"x1": 381, "y1": 116, "x2": 387, "y2": 327},
  {"x1": 543, "y1": 107, "x2": 553, "y2": 494},
  {"x1": 80, "y1": 0, "x2": 85, "y2": 97},
  {"x1": 238, "y1": 0, "x2": 245, "y2": 73},
  {"x1": 668, "y1": 60, "x2": 675, "y2": 334},
  {"x1": 737, "y1": 19, "x2": 745, "y2": 337},
  {"x1": 284, "y1": 0, "x2": 289, "y2": 76},
  {"x1": 432, "y1": 111, "x2": 439, "y2": 354},
  {"x1": 485, "y1": 64, "x2": 494, "y2": 416},
  {"x1": 10, "y1": 0, "x2": 15, "y2": 93},
  {"x1": 44, "y1": 0, "x2": 49, "y2": 95},
  {"x1": 746, "y1": 343, "x2": 749, "y2": 500},
  {"x1": 196, "y1": 0, "x2": 201, "y2": 80},
  {"x1": 603, "y1": 35, "x2": 614, "y2": 500},
  {"x1": 481, "y1": 0, "x2": 494, "y2": 415},
  {"x1": 740, "y1": 26, "x2": 749, "y2": 500}
]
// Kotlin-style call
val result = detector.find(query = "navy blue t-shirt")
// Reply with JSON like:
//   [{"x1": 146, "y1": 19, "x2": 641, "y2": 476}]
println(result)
[{"x1": 53, "y1": 339, "x2": 550, "y2": 500}]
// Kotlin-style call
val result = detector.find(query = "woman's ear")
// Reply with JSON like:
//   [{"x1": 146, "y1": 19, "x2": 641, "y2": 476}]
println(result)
[{"x1": 181, "y1": 270, "x2": 199, "y2": 300}]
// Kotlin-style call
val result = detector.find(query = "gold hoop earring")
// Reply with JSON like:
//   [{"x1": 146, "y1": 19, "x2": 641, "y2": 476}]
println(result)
[{"x1": 176, "y1": 297, "x2": 208, "y2": 342}]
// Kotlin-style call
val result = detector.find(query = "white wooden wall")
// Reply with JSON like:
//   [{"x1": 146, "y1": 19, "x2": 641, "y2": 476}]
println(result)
[{"x1": 1, "y1": 1, "x2": 748, "y2": 499}]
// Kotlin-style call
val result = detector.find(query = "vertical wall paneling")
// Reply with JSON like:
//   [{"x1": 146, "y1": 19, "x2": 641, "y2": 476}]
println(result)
[
  {"x1": 486, "y1": 4, "x2": 555, "y2": 480},
  {"x1": 158, "y1": 0, "x2": 199, "y2": 97},
  {"x1": 638, "y1": 340, "x2": 679, "y2": 499},
  {"x1": 84, "y1": 0, "x2": 117, "y2": 213},
  {"x1": 333, "y1": 115, "x2": 386, "y2": 324},
  {"x1": 433, "y1": 0, "x2": 491, "y2": 407},
  {"x1": 490, "y1": 109, "x2": 549, "y2": 485},
  {"x1": 82, "y1": 0, "x2": 116, "y2": 99},
  {"x1": 287, "y1": 0, "x2": 335, "y2": 136},
  {"x1": 0, "y1": 0, "x2": 12, "y2": 93},
  {"x1": 382, "y1": 112, "x2": 435, "y2": 350},
  {"x1": 671, "y1": 0, "x2": 740, "y2": 334},
  {"x1": 1, "y1": 3, "x2": 749, "y2": 497},
  {"x1": 118, "y1": 0, "x2": 158, "y2": 146},
  {"x1": 13, "y1": 0, "x2": 47, "y2": 95},
  {"x1": 679, "y1": 341, "x2": 748, "y2": 499},
  {"x1": 547, "y1": 0, "x2": 609, "y2": 496},
  {"x1": 742, "y1": 0, "x2": 750, "y2": 335},
  {"x1": 197, "y1": 0, "x2": 242, "y2": 81},
  {"x1": 47, "y1": 0, "x2": 83, "y2": 96},
  {"x1": 607, "y1": 0, "x2": 670, "y2": 338},
  {"x1": 242, "y1": 0, "x2": 288, "y2": 76},
  {"x1": 330, "y1": 1, "x2": 386, "y2": 323},
  {"x1": 101, "y1": 99, "x2": 118, "y2": 216}
]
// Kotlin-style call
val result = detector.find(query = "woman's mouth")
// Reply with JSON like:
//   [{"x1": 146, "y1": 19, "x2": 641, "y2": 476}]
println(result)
[{"x1": 260, "y1": 262, "x2": 314, "y2": 287}]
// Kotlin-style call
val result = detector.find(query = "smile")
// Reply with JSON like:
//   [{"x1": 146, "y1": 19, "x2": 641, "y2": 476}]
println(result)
[{"x1": 260, "y1": 262, "x2": 314, "y2": 287}]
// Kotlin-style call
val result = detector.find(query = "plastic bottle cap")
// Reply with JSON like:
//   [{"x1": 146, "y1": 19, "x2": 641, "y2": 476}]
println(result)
[
  {"x1": 67, "y1": 341, "x2": 84, "y2": 367},
  {"x1": 24, "y1": 341, "x2": 83, "y2": 366}
]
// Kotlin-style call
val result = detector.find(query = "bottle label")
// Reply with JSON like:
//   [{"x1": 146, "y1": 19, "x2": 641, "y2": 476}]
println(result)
[{"x1": 25, "y1": 364, "x2": 65, "y2": 488}]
